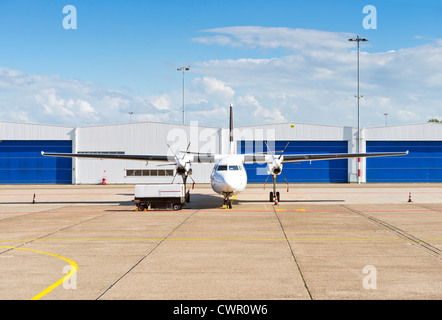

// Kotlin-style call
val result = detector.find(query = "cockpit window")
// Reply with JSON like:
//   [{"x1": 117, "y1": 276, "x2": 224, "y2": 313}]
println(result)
[{"x1": 216, "y1": 164, "x2": 243, "y2": 171}]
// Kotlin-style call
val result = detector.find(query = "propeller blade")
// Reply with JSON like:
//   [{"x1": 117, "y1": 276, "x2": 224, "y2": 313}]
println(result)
[
  {"x1": 156, "y1": 163, "x2": 176, "y2": 167},
  {"x1": 264, "y1": 141, "x2": 273, "y2": 155},
  {"x1": 263, "y1": 174, "x2": 270, "y2": 190},
  {"x1": 281, "y1": 172, "x2": 290, "y2": 192},
  {"x1": 180, "y1": 142, "x2": 191, "y2": 160},
  {"x1": 167, "y1": 143, "x2": 179, "y2": 161},
  {"x1": 279, "y1": 142, "x2": 290, "y2": 159},
  {"x1": 188, "y1": 175, "x2": 196, "y2": 189}
]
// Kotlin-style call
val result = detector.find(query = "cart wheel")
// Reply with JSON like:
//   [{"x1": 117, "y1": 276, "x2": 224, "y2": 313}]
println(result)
[{"x1": 173, "y1": 204, "x2": 180, "y2": 211}]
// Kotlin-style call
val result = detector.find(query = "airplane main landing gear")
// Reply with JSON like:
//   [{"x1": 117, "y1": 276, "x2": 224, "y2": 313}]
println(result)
[{"x1": 270, "y1": 191, "x2": 280, "y2": 203}]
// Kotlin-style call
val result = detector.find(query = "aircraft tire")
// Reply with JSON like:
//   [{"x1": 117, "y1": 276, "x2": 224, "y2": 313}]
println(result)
[{"x1": 270, "y1": 192, "x2": 273, "y2": 202}]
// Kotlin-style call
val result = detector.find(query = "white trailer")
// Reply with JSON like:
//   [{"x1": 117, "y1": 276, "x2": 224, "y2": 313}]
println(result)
[{"x1": 133, "y1": 184, "x2": 187, "y2": 211}]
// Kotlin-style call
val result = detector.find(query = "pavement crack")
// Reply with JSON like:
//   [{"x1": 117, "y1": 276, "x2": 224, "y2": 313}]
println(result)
[
  {"x1": 410, "y1": 203, "x2": 442, "y2": 214},
  {"x1": 272, "y1": 205, "x2": 313, "y2": 300},
  {"x1": 96, "y1": 209, "x2": 199, "y2": 300},
  {"x1": 341, "y1": 204, "x2": 442, "y2": 259},
  {"x1": 1, "y1": 206, "x2": 111, "y2": 249}
]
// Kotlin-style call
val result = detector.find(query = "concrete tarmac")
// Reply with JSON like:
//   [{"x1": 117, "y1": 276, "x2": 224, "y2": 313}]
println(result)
[{"x1": 0, "y1": 183, "x2": 441, "y2": 300}]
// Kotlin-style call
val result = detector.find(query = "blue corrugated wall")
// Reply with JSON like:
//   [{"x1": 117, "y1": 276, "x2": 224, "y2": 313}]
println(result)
[
  {"x1": 0, "y1": 140, "x2": 72, "y2": 184},
  {"x1": 238, "y1": 141, "x2": 348, "y2": 183},
  {"x1": 366, "y1": 141, "x2": 442, "y2": 182}
]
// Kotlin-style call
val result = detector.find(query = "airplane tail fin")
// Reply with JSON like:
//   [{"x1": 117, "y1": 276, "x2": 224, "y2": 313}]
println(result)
[{"x1": 229, "y1": 103, "x2": 236, "y2": 154}]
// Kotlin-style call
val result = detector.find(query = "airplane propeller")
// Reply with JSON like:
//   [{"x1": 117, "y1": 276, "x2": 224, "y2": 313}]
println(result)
[
  {"x1": 166, "y1": 142, "x2": 195, "y2": 191},
  {"x1": 263, "y1": 141, "x2": 290, "y2": 203},
  {"x1": 156, "y1": 143, "x2": 195, "y2": 203}
]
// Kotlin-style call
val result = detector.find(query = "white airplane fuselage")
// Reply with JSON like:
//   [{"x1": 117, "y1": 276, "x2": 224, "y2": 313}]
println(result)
[{"x1": 210, "y1": 155, "x2": 247, "y2": 196}]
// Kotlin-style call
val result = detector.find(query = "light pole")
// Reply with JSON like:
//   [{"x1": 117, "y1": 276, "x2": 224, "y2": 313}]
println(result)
[
  {"x1": 384, "y1": 113, "x2": 388, "y2": 126},
  {"x1": 177, "y1": 66, "x2": 190, "y2": 125},
  {"x1": 128, "y1": 112, "x2": 133, "y2": 123},
  {"x1": 348, "y1": 35, "x2": 368, "y2": 184}
]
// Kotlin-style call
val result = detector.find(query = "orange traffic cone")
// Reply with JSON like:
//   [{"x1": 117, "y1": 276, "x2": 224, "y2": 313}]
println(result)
[
  {"x1": 274, "y1": 195, "x2": 278, "y2": 205},
  {"x1": 408, "y1": 192, "x2": 413, "y2": 203}
]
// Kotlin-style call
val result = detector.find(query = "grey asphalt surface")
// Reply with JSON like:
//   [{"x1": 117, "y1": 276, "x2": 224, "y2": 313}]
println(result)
[{"x1": 0, "y1": 184, "x2": 441, "y2": 300}]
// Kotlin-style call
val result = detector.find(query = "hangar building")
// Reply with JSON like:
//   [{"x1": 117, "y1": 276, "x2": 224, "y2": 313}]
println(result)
[{"x1": 0, "y1": 120, "x2": 441, "y2": 184}]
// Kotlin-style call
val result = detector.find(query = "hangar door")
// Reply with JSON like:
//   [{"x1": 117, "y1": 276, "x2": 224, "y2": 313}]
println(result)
[
  {"x1": 238, "y1": 141, "x2": 348, "y2": 183},
  {"x1": 0, "y1": 140, "x2": 72, "y2": 184},
  {"x1": 366, "y1": 141, "x2": 442, "y2": 182}
]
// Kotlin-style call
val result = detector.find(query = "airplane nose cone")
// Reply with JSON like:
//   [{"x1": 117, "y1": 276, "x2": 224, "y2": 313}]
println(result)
[
  {"x1": 211, "y1": 172, "x2": 246, "y2": 194},
  {"x1": 221, "y1": 175, "x2": 237, "y2": 192}
]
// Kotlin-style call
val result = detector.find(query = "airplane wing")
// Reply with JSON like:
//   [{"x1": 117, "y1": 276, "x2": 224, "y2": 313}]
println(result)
[
  {"x1": 42, "y1": 150, "x2": 408, "y2": 164},
  {"x1": 41, "y1": 152, "x2": 170, "y2": 162},
  {"x1": 41, "y1": 151, "x2": 218, "y2": 163},
  {"x1": 281, "y1": 151, "x2": 409, "y2": 163},
  {"x1": 242, "y1": 151, "x2": 409, "y2": 163}
]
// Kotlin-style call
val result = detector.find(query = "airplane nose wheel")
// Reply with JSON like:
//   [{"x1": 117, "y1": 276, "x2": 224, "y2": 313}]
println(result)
[
  {"x1": 268, "y1": 175, "x2": 281, "y2": 204},
  {"x1": 223, "y1": 197, "x2": 233, "y2": 209}
]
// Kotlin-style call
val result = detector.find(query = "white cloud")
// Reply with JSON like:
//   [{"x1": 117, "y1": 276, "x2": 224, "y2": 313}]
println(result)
[
  {"x1": 77, "y1": 99, "x2": 96, "y2": 115},
  {"x1": 191, "y1": 27, "x2": 442, "y2": 126},
  {"x1": 397, "y1": 109, "x2": 419, "y2": 122},
  {"x1": 149, "y1": 94, "x2": 172, "y2": 111},
  {"x1": 238, "y1": 94, "x2": 286, "y2": 124},
  {"x1": 191, "y1": 77, "x2": 235, "y2": 104},
  {"x1": 0, "y1": 68, "x2": 173, "y2": 126},
  {"x1": 34, "y1": 88, "x2": 100, "y2": 121},
  {"x1": 0, "y1": 67, "x2": 240, "y2": 127},
  {"x1": 193, "y1": 27, "x2": 353, "y2": 52},
  {"x1": 1, "y1": 28, "x2": 442, "y2": 128}
]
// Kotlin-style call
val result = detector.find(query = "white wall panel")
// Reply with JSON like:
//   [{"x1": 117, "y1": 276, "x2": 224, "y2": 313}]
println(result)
[
  {"x1": 75, "y1": 122, "x2": 221, "y2": 184},
  {"x1": 236, "y1": 123, "x2": 354, "y2": 141},
  {"x1": 365, "y1": 123, "x2": 442, "y2": 140},
  {"x1": 0, "y1": 121, "x2": 74, "y2": 141}
]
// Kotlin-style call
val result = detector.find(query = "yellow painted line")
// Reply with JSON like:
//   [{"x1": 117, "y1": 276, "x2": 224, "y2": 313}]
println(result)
[{"x1": 0, "y1": 246, "x2": 78, "y2": 300}]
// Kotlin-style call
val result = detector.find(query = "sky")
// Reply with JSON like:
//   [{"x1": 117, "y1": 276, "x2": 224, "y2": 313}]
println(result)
[{"x1": 0, "y1": 0, "x2": 441, "y2": 128}]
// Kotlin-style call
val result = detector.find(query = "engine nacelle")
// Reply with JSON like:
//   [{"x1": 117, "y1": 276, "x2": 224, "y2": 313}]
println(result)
[
  {"x1": 266, "y1": 158, "x2": 283, "y2": 176},
  {"x1": 176, "y1": 158, "x2": 192, "y2": 176}
]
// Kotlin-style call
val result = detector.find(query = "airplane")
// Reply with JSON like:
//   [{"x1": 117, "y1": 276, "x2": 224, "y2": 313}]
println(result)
[{"x1": 42, "y1": 104, "x2": 408, "y2": 209}]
